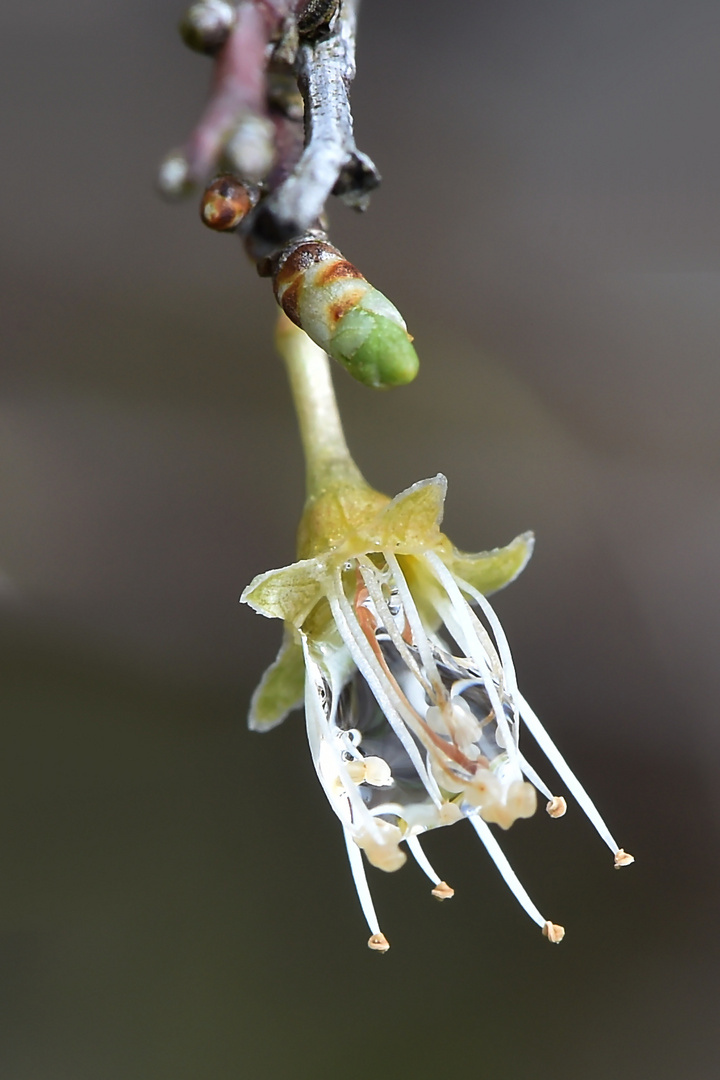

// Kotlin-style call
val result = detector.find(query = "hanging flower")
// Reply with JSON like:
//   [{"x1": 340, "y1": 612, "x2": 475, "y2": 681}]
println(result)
[{"x1": 241, "y1": 471, "x2": 633, "y2": 952}]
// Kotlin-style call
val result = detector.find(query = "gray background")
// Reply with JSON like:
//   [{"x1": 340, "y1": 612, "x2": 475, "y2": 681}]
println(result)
[{"x1": 2, "y1": 1, "x2": 719, "y2": 1076}]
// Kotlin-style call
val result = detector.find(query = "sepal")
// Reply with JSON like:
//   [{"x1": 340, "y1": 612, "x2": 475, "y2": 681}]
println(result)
[
  {"x1": 240, "y1": 558, "x2": 325, "y2": 626},
  {"x1": 446, "y1": 530, "x2": 535, "y2": 596},
  {"x1": 374, "y1": 475, "x2": 447, "y2": 552},
  {"x1": 248, "y1": 627, "x2": 305, "y2": 731}
]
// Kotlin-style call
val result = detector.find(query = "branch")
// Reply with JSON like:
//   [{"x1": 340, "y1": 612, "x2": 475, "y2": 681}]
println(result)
[{"x1": 244, "y1": 0, "x2": 380, "y2": 258}]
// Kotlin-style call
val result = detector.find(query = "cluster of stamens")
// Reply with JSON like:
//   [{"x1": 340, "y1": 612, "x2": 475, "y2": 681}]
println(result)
[{"x1": 302, "y1": 549, "x2": 633, "y2": 951}]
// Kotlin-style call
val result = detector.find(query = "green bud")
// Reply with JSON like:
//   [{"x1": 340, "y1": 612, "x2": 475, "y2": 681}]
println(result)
[{"x1": 330, "y1": 310, "x2": 419, "y2": 388}]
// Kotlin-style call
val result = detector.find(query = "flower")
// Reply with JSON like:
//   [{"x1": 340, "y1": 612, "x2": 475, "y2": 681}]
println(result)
[{"x1": 242, "y1": 472, "x2": 633, "y2": 952}]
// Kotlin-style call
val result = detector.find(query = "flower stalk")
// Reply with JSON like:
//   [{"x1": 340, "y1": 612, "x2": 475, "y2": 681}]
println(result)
[{"x1": 276, "y1": 312, "x2": 364, "y2": 499}]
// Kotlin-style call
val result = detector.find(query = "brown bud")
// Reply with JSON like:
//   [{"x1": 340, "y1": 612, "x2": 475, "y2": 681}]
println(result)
[{"x1": 200, "y1": 175, "x2": 253, "y2": 231}]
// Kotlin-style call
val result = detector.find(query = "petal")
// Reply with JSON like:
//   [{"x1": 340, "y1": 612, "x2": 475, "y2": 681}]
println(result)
[
  {"x1": 248, "y1": 628, "x2": 306, "y2": 731},
  {"x1": 445, "y1": 531, "x2": 535, "y2": 596},
  {"x1": 240, "y1": 558, "x2": 325, "y2": 625},
  {"x1": 374, "y1": 475, "x2": 448, "y2": 552}
]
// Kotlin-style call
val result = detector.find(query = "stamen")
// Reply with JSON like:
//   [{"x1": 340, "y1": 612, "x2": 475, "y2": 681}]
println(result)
[
  {"x1": 453, "y1": 574, "x2": 520, "y2": 702},
  {"x1": 517, "y1": 752, "x2": 552, "y2": 799},
  {"x1": 425, "y1": 555, "x2": 505, "y2": 682},
  {"x1": 469, "y1": 814, "x2": 561, "y2": 936},
  {"x1": 406, "y1": 834, "x2": 454, "y2": 899},
  {"x1": 385, "y1": 551, "x2": 445, "y2": 700},
  {"x1": 424, "y1": 552, "x2": 520, "y2": 772},
  {"x1": 517, "y1": 691, "x2": 630, "y2": 863},
  {"x1": 542, "y1": 921, "x2": 566, "y2": 943},
  {"x1": 357, "y1": 557, "x2": 431, "y2": 695},
  {"x1": 518, "y1": 753, "x2": 566, "y2": 816},
  {"x1": 614, "y1": 849, "x2": 635, "y2": 869},
  {"x1": 329, "y1": 575, "x2": 443, "y2": 807},
  {"x1": 343, "y1": 826, "x2": 388, "y2": 949},
  {"x1": 303, "y1": 640, "x2": 389, "y2": 848}
]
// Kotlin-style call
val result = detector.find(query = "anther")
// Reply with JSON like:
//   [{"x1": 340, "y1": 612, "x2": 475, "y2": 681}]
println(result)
[
  {"x1": 542, "y1": 921, "x2": 566, "y2": 943},
  {"x1": 431, "y1": 881, "x2": 455, "y2": 901},
  {"x1": 546, "y1": 796, "x2": 567, "y2": 818},
  {"x1": 614, "y1": 849, "x2": 635, "y2": 869},
  {"x1": 368, "y1": 932, "x2": 390, "y2": 953}
]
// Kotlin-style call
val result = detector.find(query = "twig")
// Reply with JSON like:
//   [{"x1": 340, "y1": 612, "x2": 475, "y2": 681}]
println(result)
[{"x1": 244, "y1": 0, "x2": 380, "y2": 258}]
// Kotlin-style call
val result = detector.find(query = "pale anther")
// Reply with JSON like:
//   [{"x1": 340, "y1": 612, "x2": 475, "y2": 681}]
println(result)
[
  {"x1": 431, "y1": 881, "x2": 455, "y2": 901},
  {"x1": 614, "y1": 848, "x2": 635, "y2": 869},
  {"x1": 546, "y1": 796, "x2": 567, "y2": 818},
  {"x1": 542, "y1": 921, "x2": 566, "y2": 943},
  {"x1": 368, "y1": 932, "x2": 390, "y2": 953}
]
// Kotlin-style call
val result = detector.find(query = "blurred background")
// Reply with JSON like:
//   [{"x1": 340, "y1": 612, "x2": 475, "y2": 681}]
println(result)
[{"x1": 2, "y1": 0, "x2": 719, "y2": 1076}]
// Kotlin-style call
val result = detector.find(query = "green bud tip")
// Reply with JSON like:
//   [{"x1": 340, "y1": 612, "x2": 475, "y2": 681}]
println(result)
[{"x1": 331, "y1": 311, "x2": 419, "y2": 389}]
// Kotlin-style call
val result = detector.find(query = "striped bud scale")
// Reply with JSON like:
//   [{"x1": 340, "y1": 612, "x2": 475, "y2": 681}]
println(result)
[
  {"x1": 200, "y1": 175, "x2": 253, "y2": 231},
  {"x1": 273, "y1": 241, "x2": 419, "y2": 388}
]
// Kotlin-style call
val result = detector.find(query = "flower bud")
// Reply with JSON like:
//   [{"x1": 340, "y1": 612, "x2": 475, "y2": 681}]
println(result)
[
  {"x1": 179, "y1": 0, "x2": 235, "y2": 55},
  {"x1": 157, "y1": 151, "x2": 194, "y2": 200},
  {"x1": 273, "y1": 238, "x2": 419, "y2": 388},
  {"x1": 225, "y1": 115, "x2": 275, "y2": 184},
  {"x1": 200, "y1": 175, "x2": 254, "y2": 231}
]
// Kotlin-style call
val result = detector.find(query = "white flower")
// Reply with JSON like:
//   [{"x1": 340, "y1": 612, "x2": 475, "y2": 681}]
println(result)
[{"x1": 242, "y1": 474, "x2": 633, "y2": 952}]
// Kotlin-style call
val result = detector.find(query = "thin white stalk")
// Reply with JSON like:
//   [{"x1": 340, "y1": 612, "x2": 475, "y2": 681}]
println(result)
[
  {"x1": 406, "y1": 834, "x2": 441, "y2": 886},
  {"x1": 385, "y1": 551, "x2": 445, "y2": 699},
  {"x1": 302, "y1": 638, "x2": 387, "y2": 846},
  {"x1": 424, "y1": 553, "x2": 519, "y2": 773},
  {"x1": 517, "y1": 690, "x2": 620, "y2": 855},
  {"x1": 453, "y1": 574, "x2": 520, "y2": 703},
  {"x1": 517, "y1": 753, "x2": 554, "y2": 801},
  {"x1": 356, "y1": 556, "x2": 430, "y2": 695},
  {"x1": 343, "y1": 827, "x2": 381, "y2": 936},
  {"x1": 469, "y1": 815, "x2": 546, "y2": 929},
  {"x1": 328, "y1": 573, "x2": 443, "y2": 807}
]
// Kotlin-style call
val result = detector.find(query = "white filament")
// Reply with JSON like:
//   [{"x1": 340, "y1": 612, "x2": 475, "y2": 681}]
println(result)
[
  {"x1": 406, "y1": 834, "x2": 441, "y2": 886},
  {"x1": 517, "y1": 752, "x2": 554, "y2": 801},
  {"x1": 453, "y1": 574, "x2": 520, "y2": 704},
  {"x1": 385, "y1": 551, "x2": 445, "y2": 697},
  {"x1": 469, "y1": 814, "x2": 546, "y2": 929},
  {"x1": 517, "y1": 691, "x2": 619, "y2": 854},
  {"x1": 328, "y1": 573, "x2": 443, "y2": 807},
  {"x1": 356, "y1": 556, "x2": 430, "y2": 695},
  {"x1": 302, "y1": 638, "x2": 388, "y2": 847},
  {"x1": 343, "y1": 827, "x2": 381, "y2": 936},
  {"x1": 424, "y1": 552, "x2": 519, "y2": 772}
]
